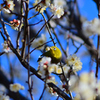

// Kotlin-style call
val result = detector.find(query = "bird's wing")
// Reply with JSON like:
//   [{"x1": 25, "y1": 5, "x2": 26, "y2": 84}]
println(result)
[{"x1": 37, "y1": 51, "x2": 51, "y2": 62}]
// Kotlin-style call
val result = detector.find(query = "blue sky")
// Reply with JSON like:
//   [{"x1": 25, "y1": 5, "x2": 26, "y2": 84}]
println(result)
[{"x1": 0, "y1": 0, "x2": 99, "y2": 100}]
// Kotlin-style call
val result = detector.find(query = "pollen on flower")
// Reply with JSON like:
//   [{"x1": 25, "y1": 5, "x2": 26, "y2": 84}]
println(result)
[
  {"x1": 10, "y1": 83, "x2": 24, "y2": 92},
  {"x1": 73, "y1": 60, "x2": 82, "y2": 72},
  {"x1": 66, "y1": 54, "x2": 82, "y2": 72},
  {"x1": 50, "y1": 4, "x2": 64, "y2": 18},
  {"x1": 55, "y1": 7, "x2": 64, "y2": 18},
  {"x1": 56, "y1": 67, "x2": 62, "y2": 74},
  {"x1": 48, "y1": 64, "x2": 58, "y2": 73},
  {"x1": 48, "y1": 64, "x2": 62, "y2": 74}
]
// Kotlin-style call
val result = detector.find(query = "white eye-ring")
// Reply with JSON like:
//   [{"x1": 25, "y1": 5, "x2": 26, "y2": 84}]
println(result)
[{"x1": 54, "y1": 48, "x2": 56, "y2": 50}]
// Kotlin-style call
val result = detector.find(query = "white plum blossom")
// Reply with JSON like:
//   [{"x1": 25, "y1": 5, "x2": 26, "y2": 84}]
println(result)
[
  {"x1": 69, "y1": 72, "x2": 100, "y2": 100},
  {"x1": 46, "y1": 76, "x2": 57, "y2": 85},
  {"x1": 48, "y1": 64, "x2": 62, "y2": 74},
  {"x1": 38, "y1": 57, "x2": 63, "y2": 78},
  {"x1": 50, "y1": 4, "x2": 64, "y2": 18},
  {"x1": 53, "y1": 0, "x2": 66, "y2": 8},
  {"x1": 38, "y1": 57, "x2": 51, "y2": 78},
  {"x1": 46, "y1": 86, "x2": 58, "y2": 97},
  {"x1": 10, "y1": 83, "x2": 24, "y2": 92},
  {"x1": 2, "y1": 41, "x2": 10, "y2": 53},
  {"x1": 0, "y1": 92, "x2": 10, "y2": 100},
  {"x1": 33, "y1": 0, "x2": 50, "y2": 14},
  {"x1": 65, "y1": 54, "x2": 82, "y2": 72},
  {"x1": 1, "y1": 0, "x2": 15, "y2": 13},
  {"x1": 33, "y1": 0, "x2": 64, "y2": 18},
  {"x1": 32, "y1": 34, "x2": 46, "y2": 50},
  {"x1": 63, "y1": 64, "x2": 70, "y2": 75},
  {"x1": 0, "y1": 84, "x2": 7, "y2": 93},
  {"x1": 82, "y1": 18, "x2": 100, "y2": 36}
]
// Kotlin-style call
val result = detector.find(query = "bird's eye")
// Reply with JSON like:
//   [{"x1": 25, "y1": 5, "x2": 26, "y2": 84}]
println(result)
[{"x1": 54, "y1": 48, "x2": 56, "y2": 50}]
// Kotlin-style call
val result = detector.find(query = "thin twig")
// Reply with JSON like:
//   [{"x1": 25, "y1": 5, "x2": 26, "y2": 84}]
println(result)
[
  {"x1": 60, "y1": 62, "x2": 73, "y2": 99},
  {"x1": 95, "y1": 0, "x2": 100, "y2": 79},
  {"x1": 25, "y1": 38, "x2": 55, "y2": 59},
  {"x1": 16, "y1": 0, "x2": 24, "y2": 50},
  {"x1": 23, "y1": 1, "x2": 34, "y2": 100},
  {"x1": 52, "y1": 29, "x2": 67, "y2": 57},
  {"x1": 29, "y1": 0, "x2": 43, "y2": 10},
  {"x1": 28, "y1": 12, "x2": 40, "y2": 20},
  {"x1": 21, "y1": 1, "x2": 29, "y2": 59},
  {"x1": 0, "y1": 52, "x2": 5, "y2": 56},
  {"x1": 41, "y1": 13, "x2": 56, "y2": 45},
  {"x1": 39, "y1": 84, "x2": 46, "y2": 100},
  {"x1": 30, "y1": 14, "x2": 54, "y2": 43},
  {"x1": 28, "y1": 19, "x2": 43, "y2": 26},
  {"x1": 0, "y1": 13, "x2": 11, "y2": 41}
]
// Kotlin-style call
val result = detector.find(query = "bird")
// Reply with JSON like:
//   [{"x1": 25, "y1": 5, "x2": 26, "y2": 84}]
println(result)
[{"x1": 37, "y1": 46, "x2": 62, "y2": 63}]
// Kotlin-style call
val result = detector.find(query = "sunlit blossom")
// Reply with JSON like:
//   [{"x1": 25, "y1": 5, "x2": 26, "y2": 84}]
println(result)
[
  {"x1": 66, "y1": 54, "x2": 82, "y2": 72},
  {"x1": 32, "y1": 34, "x2": 46, "y2": 50},
  {"x1": 63, "y1": 64, "x2": 70, "y2": 75},
  {"x1": 82, "y1": 18, "x2": 100, "y2": 36},
  {"x1": 69, "y1": 72, "x2": 98, "y2": 100},
  {"x1": 38, "y1": 57, "x2": 51, "y2": 78},
  {"x1": 48, "y1": 64, "x2": 62, "y2": 74},
  {"x1": 2, "y1": 41, "x2": 10, "y2": 53},
  {"x1": 10, "y1": 83, "x2": 24, "y2": 92},
  {"x1": 53, "y1": 0, "x2": 66, "y2": 8},
  {"x1": 50, "y1": 4, "x2": 64, "y2": 18}
]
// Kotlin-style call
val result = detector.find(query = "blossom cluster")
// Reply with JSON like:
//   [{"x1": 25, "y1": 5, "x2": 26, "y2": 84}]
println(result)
[
  {"x1": 65, "y1": 54, "x2": 82, "y2": 72},
  {"x1": 69, "y1": 72, "x2": 100, "y2": 100},
  {"x1": 0, "y1": 83, "x2": 24, "y2": 100},
  {"x1": 10, "y1": 19, "x2": 21, "y2": 30},
  {"x1": 82, "y1": 18, "x2": 100, "y2": 36},
  {"x1": 0, "y1": 1, "x2": 23, "y2": 31},
  {"x1": 37, "y1": 54, "x2": 82, "y2": 96},
  {"x1": 33, "y1": 0, "x2": 66, "y2": 18}
]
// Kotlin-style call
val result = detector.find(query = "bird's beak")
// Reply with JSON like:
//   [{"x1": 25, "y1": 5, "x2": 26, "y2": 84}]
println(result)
[{"x1": 50, "y1": 47, "x2": 52, "y2": 50}]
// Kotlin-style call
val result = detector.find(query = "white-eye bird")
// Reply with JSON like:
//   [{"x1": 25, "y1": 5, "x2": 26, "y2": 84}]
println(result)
[{"x1": 37, "y1": 46, "x2": 62, "y2": 63}]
